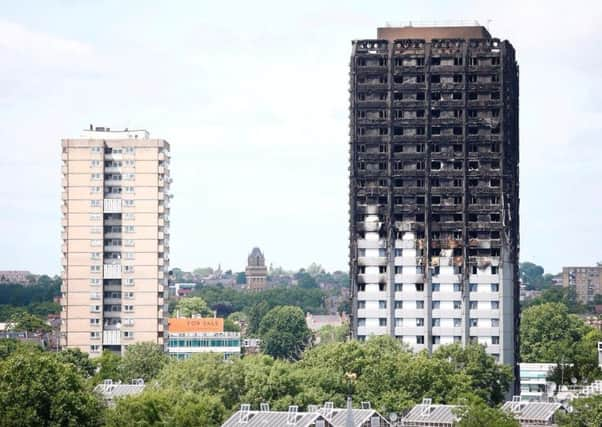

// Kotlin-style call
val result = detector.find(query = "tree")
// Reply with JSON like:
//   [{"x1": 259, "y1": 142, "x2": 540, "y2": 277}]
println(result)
[
  {"x1": 433, "y1": 344, "x2": 513, "y2": 405},
  {"x1": 106, "y1": 389, "x2": 226, "y2": 427},
  {"x1": 8, "y1": 311, "x2": 51, "y2": 335},
  {"x1": 236, "y1": 272, "x2": 246, "y2": 284},
  {"x1": 296, "y1": 271, "x2": 319, "y2": 289},
  {"x1": 557, "y1": 394, "x2": 602, "y2": 426},
  {"x1": 520, "y1": 303, "x2": 590, "y2": 364},
  {"x1": 0, "y1": 352, "x2": 104, "y2": 426},
  {"x1": 247, "y1": 300, "x2": 271, "y2": 335},
  {"x1": 174, "y1": 296, "x2": 213, "y2": 317},
  {"x1": 456, "y1": 401, "x2": 519, "y2": 427},
  {"x1": 224, "y1": 318, "x2": 241, "y2": 332},
  {"x1": 94, "y1": 350, "x2": 122, "y2": 382},
  {"x1": 57, "y1": 348, "x2": 96, "y2": 377},
  {"x1": 0, "y1": 338, "x2": 42, "y2": 360},
  {"x1": 316, "y1": 324, "x2": 349, "y2": 345},
  {"x1": 119, "y1": 342, "x2": 169, "y2": 382},
  {"x1": 259, "y1": 306, "x2": 311, "y2": 360}
]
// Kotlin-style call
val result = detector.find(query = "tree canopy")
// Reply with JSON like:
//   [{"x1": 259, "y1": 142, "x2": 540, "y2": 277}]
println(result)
[
  {"x1": 0, "y1": 351, "x2": 104, "y2": 426},
  {"x1": 259, "y1": 306, "x2": 311, "y2": 360},
  {"x1": 119, "y1": 342, "x2": 170, "y2": 382},
  {"x1": 174, "y1": 296, "x2": 213, "y2": 317}
]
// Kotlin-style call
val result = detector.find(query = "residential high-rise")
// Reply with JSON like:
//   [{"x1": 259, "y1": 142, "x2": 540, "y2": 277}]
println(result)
[
  {"x1": 349, "y1": 25, "x2": 519, "y2": 372},
  {"x1": 61, "y1": 126, "x2": 170, "y2": 355},
  {"x1": 562, "y1": 265, "x2": 602, "y2": 304},
  {"x1": 245, "y1": 247, "x2": 267, "y2": 291}
]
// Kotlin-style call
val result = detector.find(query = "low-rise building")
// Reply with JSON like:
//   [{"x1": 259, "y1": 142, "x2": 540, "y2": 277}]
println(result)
[
  {"x1": 94, "y1": 379, "x2": 145, "y2": 406},
  {"x1": 223, "y1": 402, "x2": 390, "y2": 427},
  {"x1": 501, "y1": 397, "x2": 563, "y2": 426},
  {"x1": 519, "y1": 363, "x2": 557, "y2": 401},
  {"x1": 0, "y1": 270, "x2": 32, "y2": 284},
  {"x1": 167, "y1": 317, "x2": 240, "y2": 360},
  {"x1": 306, "y1": 313, "x2": 348, "y2": 332},
  {"x1": 399, "y1": 399, "x2": 458, "y2": 427}
]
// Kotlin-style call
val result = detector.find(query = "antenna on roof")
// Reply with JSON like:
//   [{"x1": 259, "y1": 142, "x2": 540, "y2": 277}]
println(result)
[{"x1": 287, "y1": 406, "x2": 298, "y2": 425}]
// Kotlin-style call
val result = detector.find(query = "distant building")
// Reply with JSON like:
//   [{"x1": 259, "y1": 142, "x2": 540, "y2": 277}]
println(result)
[
  {"x1": 0, "y1": 270, "x2": 32, "y2": 284},
  {"x1": 245, "y1": 247, "x2": 267, "y2": 291},
  {"x1": 173, "y1": 282, "x2": 195, "y2": 297},
  {"x1": 242, "y1": 337, "x2": 262, "y2": 355},
  {"x1": 306, "y1": 313, "x2": 348, "y2": 331},
  {"x1": 167, "y1": 317, "x2": 240, "y2": 360},
  {"x1": 519, "y1": 363, "x2": 556, "y2": 401},
  {"x1": 562, "y1": 266, "x2": 602, "y2": 304}
]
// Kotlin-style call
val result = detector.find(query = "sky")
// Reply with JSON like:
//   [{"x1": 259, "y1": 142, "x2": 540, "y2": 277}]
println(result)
[{"x1": 0, "y1": 0, "x2": 601, "y2": 275}]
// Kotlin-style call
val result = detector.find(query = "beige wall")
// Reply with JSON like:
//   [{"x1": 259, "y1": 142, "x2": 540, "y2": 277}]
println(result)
[{"x1": 61, "y1": 136, "x2": 170, "y2": 356}]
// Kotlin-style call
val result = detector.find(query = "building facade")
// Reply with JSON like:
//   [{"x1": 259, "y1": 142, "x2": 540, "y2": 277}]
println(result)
[
  {"x1": 562, "y1": 266, "x2": 602, "y2": 304},
  {"x1": 167, "y1": 317, "x2": 240, "y2": 360},
  {"x1": 61, "y1": 126, "x2": 170, "y2": 355},
  {"x1": 246, "y1": 247, "x2": 267, "y2": 291},
  {"x1": 349, "y1": 26, "x2": 519, "y2": 373}
]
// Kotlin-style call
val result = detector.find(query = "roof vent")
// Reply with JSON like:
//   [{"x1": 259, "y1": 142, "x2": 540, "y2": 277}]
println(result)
[
  {"x1": 323, "y1": 401, "x2": 334, "y2": 419},
  {"x1": 260, "y1": 402, "x2": 270, "y2": 412},
  {"x1": 239, "y1": 404, "x2": 251, "y2": 424},
  {"x1": 361, "y1": 401, "x2": 372, "y2": 409},
  {"x1": 420, "y1": 398, "x2": 432, "y2": 417},
  {"x1": 287, "y1": 406, "x2": 298, "y2": 425}
]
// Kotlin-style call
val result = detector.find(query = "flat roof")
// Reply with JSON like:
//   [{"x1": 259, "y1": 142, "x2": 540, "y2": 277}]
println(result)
[{"x1": 377, "y1": 25, "x2": 491, "y2": 41}]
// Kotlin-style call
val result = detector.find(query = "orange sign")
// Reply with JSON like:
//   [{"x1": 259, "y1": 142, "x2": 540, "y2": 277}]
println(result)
[{"x1": 168, "y1": 317, "x2": 224, "y2": 333}]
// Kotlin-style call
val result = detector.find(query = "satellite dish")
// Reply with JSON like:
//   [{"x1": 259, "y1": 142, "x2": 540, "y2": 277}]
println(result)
[
  {"x1": 389, "y1": 413, "x2": 398, "y2": 421},
  {"x1": 571, "y1": 377, "x2": 578, "y2": 385}
]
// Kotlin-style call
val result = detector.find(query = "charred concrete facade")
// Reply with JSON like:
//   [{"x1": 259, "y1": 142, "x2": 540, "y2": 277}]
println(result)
[{"x1": 349, "y1": 26, "x2": 519, "y2": 373}]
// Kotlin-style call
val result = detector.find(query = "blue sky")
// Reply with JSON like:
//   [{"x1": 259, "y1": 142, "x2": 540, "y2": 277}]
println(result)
[{"x1": 0, "y1": 0, "x2": 601, "y2": 275}]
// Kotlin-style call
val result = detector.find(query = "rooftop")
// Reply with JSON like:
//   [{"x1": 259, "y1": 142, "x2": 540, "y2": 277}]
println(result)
[{"x1": 376, "y1": 22, "x2": 491, "y2": 41}]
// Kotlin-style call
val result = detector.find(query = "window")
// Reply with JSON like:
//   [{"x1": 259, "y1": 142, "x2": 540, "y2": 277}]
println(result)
[
  {"x1": 90, "y1": 200, "x2": 101, "y2": 208},
  {"x1": 90, "y1": 318, "x2": 100, "y2": 326},
  {"x1": 90, "y1": 331, "x2": 100, "y2": 339},
  {"x1": 469, "y1": 283, "x2": 478, "y2": 292},
  {"x1": 124, "y1": 331, "x2": 134, "y2": 339},
  {"x1": 90, "y1": 278, "x2": 101, "y2": 286},
  {"x1": 432, "y1": 336, "x2": 440, "y2": 345},
  {"x1": 90, "y1": 345, "x2": 101, "y2": 353},
  {"x1": 415, "y1": 283, "x2": 424, "y2": 292},
  {"x1": 90, "y1": 160, "x2": 101, "y2": 167},
  {"x1": 124, "y1": 292, "x2": 134, "y2": 300},
  {"x1": 90, "y1": 292, "x2": 100, "y2": 300},
  {"x1": 395, "y1": 318, "x2": 402, "y2": 327},
  {"x1": 416, "y1": 318, "x2": 424, "y2": 326},
  {"x1": 416, "y1": 336, "x2": 425, "y2": 344},
  {"x1": 124, "y1": 225, "x2": 135, "y2": 233},
  {"x1": 358, "y1": 301, "x2": 365, "y2": 309},
  {"x1": 453, "y1": 283, "x2": 462, "y2": 292},
  {"x1": 90, "y1": 265, "x2": 101, "y2": 273},
  {"x1": 454, "y1": 336, "x2": 462, "y2": 343},
  {"x1": 124, "y1": 239, "x2": 135, "y2": 247},
  {"x1": 90, "y1": 239, "x2": 102, "y2": 247},
  {"x1": 124, "y1": 252, "x2": 135, "y2": 260},
  {"x1": 416, "y1": 301, "x2": 424, "y2": 309},
  {"x1": 432, "y1": 283, "x2": 440, "y2": 292},
  {"x1": 491, "y1": 318, "x2": 500, "y2": 327},
  {"x1": 90, "y1": 305, "x2": 101, "y2": 313},
  {"x1": 90, "y1": 146, "x2": 102, "y2": 153},
  {"x1": 124, "y1": 278, "x2": 135, "y2": 286},
  {"x1": 124, "y1": 318, "x2": 135, "y2": 326},
  {"x1": 453, "y1": 301, "x2": 462, "y2": 309},
  {"x1": 124, "y1": 265, "x2": 135, "y2": 273},
  {"x1": 470, "y1": 318, "x2": 478, "y2": 327},
  {"x1": 90, "y1": 252, "x2": 101, "y2": 260},
  {"x1": 124, "y1": 200, "x2": 135, "y2": 207},
  {"x1": 432, "y1": 318, "x2": 440, "y2": 327},
  {"x1": 358, "y1": 318, "x2": 366, "y2": 327},
  {"x1": 491, "y1": 283, "x2": 499, "y2": 292},
  {"x1": 469, "y1": 301, "x2": 478, "y2": 309},
  {"x1": 394, "y1": 301, "x2": 402, "y2": 309},
  {"x1": 379, "y1": 318, "x2": 387, "y2": 327},
  {"x1": 395, "y1": 283, "x2": 402, "y2": 291},
  {"x1": 432, "y1": 301, "x2": 440, "y2": 309},
  {"x1": 90, "y1": 186, "x2": 101, "y2": 193},
  {"x1": 379, "y1": 300, "x2": 387, "y2": 309},
  {"x1": 492, "y1": 336, "x2": 500, "y2": 345},
  {"x1": 124, "y1": 213, "x2": 135, "y2": 220},
  {"x1": 491, "y1": 301, "x2": 500, "y2": 309},
  {"x1": 124, "y1": 305, "x2": 134, "y2": 312},
  {"x1": 454, "y1": 318, "x2": 462, "y2": 327}
]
